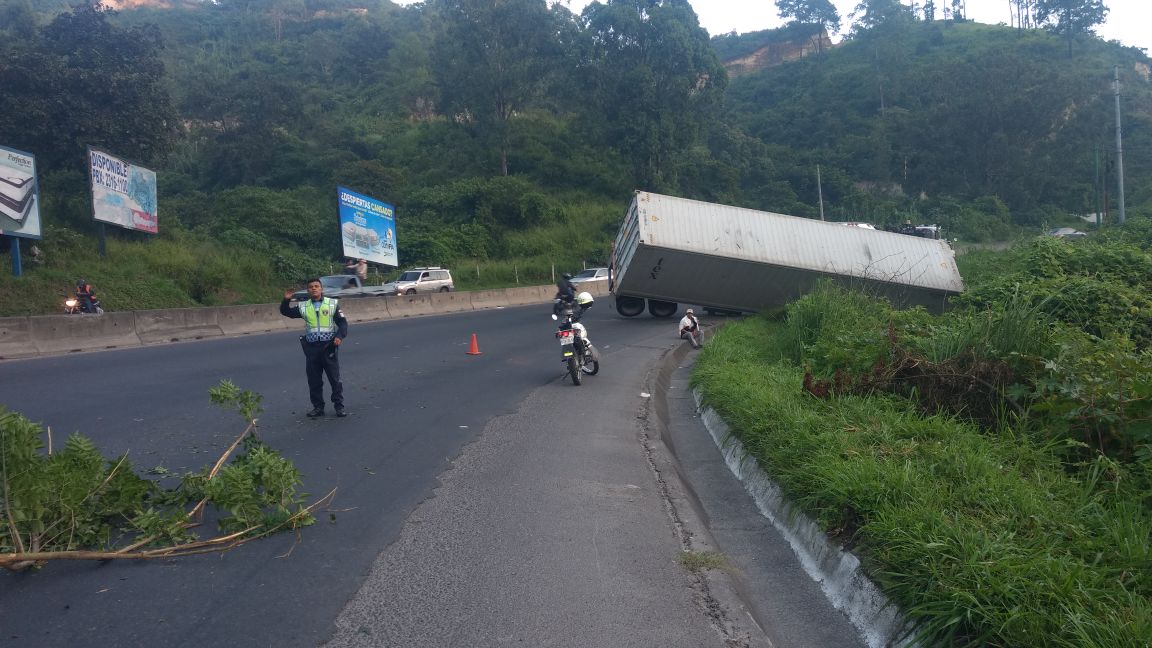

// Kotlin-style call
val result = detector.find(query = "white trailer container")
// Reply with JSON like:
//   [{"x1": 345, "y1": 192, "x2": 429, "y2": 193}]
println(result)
[{"x1": 609, "y1": 191, "x2": 965, "y2": 317}]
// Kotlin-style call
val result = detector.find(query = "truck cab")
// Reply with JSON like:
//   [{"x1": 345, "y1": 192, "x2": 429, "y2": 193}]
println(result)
[{"x1": 290, "y1": 275, "x2": 389, "y2": 301}]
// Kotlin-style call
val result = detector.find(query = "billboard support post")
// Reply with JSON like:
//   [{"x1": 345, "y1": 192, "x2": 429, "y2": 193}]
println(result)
[
  {"x1": 10, "y1": 238, "x2": 21, "y2": 277},
  {"x1": 99, "y1": 223, "x2": 107, "y2": 258}
]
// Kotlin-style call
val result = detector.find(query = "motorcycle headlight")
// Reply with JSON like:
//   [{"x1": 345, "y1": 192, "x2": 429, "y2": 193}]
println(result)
[{"x1": 65, "y1": 298, "x2": 77, "y2": 307}]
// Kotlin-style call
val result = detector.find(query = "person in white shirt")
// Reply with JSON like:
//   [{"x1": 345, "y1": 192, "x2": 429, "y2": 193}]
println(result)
[{"x1": 678, "y1": 308, "x2": 702, "y2": 349}]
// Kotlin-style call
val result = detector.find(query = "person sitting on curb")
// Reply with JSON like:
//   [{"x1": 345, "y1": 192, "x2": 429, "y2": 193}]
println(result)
[{"x1": 678, "y1": 308, "x2": 702, "y2": 349}]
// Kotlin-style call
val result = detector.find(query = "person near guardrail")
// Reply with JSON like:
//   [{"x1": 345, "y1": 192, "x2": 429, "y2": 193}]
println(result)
[{"x1": 281, "y1": 278, "x2": 349, "y2": 418}]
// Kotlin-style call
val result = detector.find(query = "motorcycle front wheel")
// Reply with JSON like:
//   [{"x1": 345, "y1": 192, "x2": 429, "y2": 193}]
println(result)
[{"x1": 567, "y1": 356, "x2": 582, "y2": 385}]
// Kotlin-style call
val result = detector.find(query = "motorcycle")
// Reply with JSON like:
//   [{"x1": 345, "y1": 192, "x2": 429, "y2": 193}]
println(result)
[
  {"x1": 64, "y1": 295, "x2": 103, "y2": 314},
  {"x1": 553, "y1": 306, "x2": 599, "y2": 386}
]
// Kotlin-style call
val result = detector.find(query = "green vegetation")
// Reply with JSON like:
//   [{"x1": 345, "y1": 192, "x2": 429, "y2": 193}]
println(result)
[
  {"x1": 693, "y1": 220, "x2": 1152, "y2": 646},
  {"x1": 677, "y1": 549, "x2": 728, "y2": 573},
  {"x1": 1, "y1": 381, "x2": 318, "y2": 572},
  {"x1": 1, "y1": 1, "x2": 1148, "y2": 316}
]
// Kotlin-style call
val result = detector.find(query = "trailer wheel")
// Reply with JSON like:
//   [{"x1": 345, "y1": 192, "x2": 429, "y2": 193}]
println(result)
[
  {"x1": 647, "y1": 300, "x2": 678, "y2": 318},
  {"x1": 615, "y1": 296, "x2": 645, "y2": 317}
]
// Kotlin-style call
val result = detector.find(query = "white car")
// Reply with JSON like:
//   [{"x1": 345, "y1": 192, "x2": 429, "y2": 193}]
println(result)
[
  {"x1": 1047, "y1": 227, "x2": 1088, "y2": 240},
  {"x1": 569, "y1": 267, "x2": 609, "y2": 284},
  {"x1": 381, "y1": 267, "x2": 454, "y2": 295}
]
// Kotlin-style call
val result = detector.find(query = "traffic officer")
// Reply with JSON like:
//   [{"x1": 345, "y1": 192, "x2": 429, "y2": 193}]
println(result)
[{"x1": 281, "y1": 278, "x2": 349, "y2": 417}]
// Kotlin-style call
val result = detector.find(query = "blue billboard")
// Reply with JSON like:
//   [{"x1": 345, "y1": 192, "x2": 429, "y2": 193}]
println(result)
[{"x1": 337, "y1": 186, "x2": 397, "y2": 268}]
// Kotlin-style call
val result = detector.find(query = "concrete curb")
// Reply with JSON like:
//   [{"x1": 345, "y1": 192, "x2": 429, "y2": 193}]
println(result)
[
  {"x1": 645, "y1": 322, "x2": 916, "y2": 648},
  {"x1": 689, "y1": 392, "x2": 916, "y2": 648}
]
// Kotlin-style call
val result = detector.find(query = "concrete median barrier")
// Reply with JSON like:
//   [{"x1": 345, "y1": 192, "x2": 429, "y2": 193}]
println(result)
[
  {"x1": 468, "y1": 288, "x2": 514, "y2": 311},
  {"x1": 504, "y1": 285, "x2": 553, "y2": 306},
  {"x1": 217, "y1": 303, "x2": 296, "y2": 336},
  {"x1": 338, "y1": 297, "x2": 392, "y2": 323},
  {"x1": 0, "y1": 316, "x2": 35, "y2": 360},
  {"x1": 30, "y1": 312, "x2": 142, "y2": 356},
  {"x1": 428, "y1": 291, "x2": 472, "y2": 314},
  {"x1": 134, "y1": 308, "x2": 225, "y2": 345},
  {"x1": 385, "y1": 293, "x2": 436, "y2": 318},
  {"x1": 0, "y1": 284, "x2": 562, "y2": 360},
  {"x1": 576, "y1": 278, "x2": 611, "y2": 297}
]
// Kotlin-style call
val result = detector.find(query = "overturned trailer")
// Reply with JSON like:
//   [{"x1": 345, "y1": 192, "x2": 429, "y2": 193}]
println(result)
[{"x1": 609, "y1": 191, "x2": 965, "y2": 318}]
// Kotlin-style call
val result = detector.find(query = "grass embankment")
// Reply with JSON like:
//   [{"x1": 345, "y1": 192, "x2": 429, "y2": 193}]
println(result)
[
  {"x1": 0, "y1": 222, "x2": 608, "y2": 317},
  {"x1": 693, "y1": 275, "x2": 1151, "y2": 646}
]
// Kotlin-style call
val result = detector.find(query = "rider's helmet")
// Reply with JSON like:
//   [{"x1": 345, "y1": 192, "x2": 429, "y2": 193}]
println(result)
[
  {"x1": 562, "y1": 273, "x2": 572, "y2": 280},
  {"x1": 76, "y1": 279, "x2": 86, "y2": 289},
  {"x1": 576, "y1": 292, "x2": 594, "y2": 307}
]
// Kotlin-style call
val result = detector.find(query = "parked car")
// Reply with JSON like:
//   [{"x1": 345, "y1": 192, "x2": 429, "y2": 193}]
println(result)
[
  {"x1": 290, "y1": 275, "x2": 391, "y2": 301},
  {"x1": 569, "y1": 267, "x2": 609, "y2": 284},
  {"x1": 1047, "y1": 227, "x2": 1088, "y2": 240},
  {"x1": 382, "y1": 267, "x2": 454, "y2": 295}
]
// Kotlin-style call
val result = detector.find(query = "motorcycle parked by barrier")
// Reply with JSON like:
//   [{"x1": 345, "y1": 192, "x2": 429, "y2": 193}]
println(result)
[{"x1": 553, "y1": 293, "x2": 599, "y2": 385}]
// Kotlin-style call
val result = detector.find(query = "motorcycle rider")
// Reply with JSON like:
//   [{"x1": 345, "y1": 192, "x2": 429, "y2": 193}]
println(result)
[
  {"x1": 678, "y1": 308, "x2": 702, "y2": 349},
  {"x1": 75, "y1": 279, "x2": 98, "y2": 314},
  {"x1": 553, "y1": 273, "x2": 576, "y2": 316}
]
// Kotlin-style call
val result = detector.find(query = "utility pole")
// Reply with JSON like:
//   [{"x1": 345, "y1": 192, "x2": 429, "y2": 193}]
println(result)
[
  {"x1": 1093, "y1": 144, "x2": 1101, "y2": 229},
  {"x1": 1114, "y1": 65, "x2": 1127, "y2": 224},
  {"x1": 816, "y1": 165, "x2": 825, "y2": 221}
]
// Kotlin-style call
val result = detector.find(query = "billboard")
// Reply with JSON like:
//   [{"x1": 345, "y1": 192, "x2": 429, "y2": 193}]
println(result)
[
  {"x1": 89, "y1": 147, "x2": 157, "y2": 233},
  {"x1": 337, "y1": 186, "x2": 397, "y2": 267},
  {"x1": 0, "y1": 145, "x2": 41, "y2": 239}
]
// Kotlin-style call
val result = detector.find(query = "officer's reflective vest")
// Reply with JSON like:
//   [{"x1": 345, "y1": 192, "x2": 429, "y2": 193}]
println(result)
[{"x1": 301, "y1": 298, "x2": 339, "y2": 342}]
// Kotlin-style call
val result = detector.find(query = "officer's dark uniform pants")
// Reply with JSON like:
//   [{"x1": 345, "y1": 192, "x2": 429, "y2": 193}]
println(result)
[{"x1": 302, "y1": 340, "x2": 343, "y2": 409}]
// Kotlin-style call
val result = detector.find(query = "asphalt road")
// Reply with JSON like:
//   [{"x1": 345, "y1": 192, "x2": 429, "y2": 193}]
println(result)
[
  {"x1": 0, "y1": 304, "x2": 695, "y2": 646},
  {"x1": 1, "y1": 302, "x2": 864, "y2": 648}
]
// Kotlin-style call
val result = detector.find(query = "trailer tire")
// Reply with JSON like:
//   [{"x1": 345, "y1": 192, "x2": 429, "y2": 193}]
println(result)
[
  {"x1": 615, "y1": 296, "x2": 645, "y2": 317},
  {"x1": 647, "y1": 300, "x2": 678, "y2": 318}
]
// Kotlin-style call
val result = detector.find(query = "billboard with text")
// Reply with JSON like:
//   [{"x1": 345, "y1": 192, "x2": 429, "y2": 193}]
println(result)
[
  {"x1": 0, "y1": 145, "x2": 41, "y2": 239},
  {"x1": 89, "y1": 147, "x2": 157, "y2": 233},
  {"x1": 337, "y1": 186, "x2": 397, "y2": 267}
]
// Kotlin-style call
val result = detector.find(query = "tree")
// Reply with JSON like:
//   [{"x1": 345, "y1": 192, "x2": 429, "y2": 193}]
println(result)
[
  {"x1": 775, "y1": 0, "x2": 840, "y2": 52},
  {"x1": 1034, "y1": 0, "x2": 1108, "y2": 53},
  {"x1": 776, "y1": 0, "x2": 841, "y2": 35},
  {"x1": 850, "y1": 0, "x2": 914, "y2": 35},
  {"x1": 0, "y1": 3, "x2": 176, "y2": 172},
  {"x1": 580, "y1": 0, "x2": 727, "y2": 190},
  {"x1": 429, "y1": 0, "x2": 565, "y2": 177},
  {"x1": 1010, "y1": 0, "x2": 1038, "y2": 29}
]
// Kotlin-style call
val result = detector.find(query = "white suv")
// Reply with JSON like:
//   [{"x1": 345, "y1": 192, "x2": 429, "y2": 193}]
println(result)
[{"x1": 383, "y1": 267, "x2": 454, "y2": 295}]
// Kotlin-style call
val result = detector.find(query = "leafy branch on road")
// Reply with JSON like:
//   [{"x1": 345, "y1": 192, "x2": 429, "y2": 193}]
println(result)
[{"x1": 1, "y1": 380, "x2": 331, "y2": 572}]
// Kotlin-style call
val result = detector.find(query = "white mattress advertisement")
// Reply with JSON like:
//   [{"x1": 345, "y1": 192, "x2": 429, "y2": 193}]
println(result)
[
  {"x1": 0, "y1": 144, "x2": 41, "y2": 238},
  {"x1": 337, "y1": 186, "x2": 397, "y2": 267},
  {"x1": 89, "y1": 147, "x2": 158, "y2": 233}
]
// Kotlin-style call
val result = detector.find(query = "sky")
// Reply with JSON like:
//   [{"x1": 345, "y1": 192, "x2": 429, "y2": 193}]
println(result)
[{"x1": 547, "y1": 0, "x2": 1151, "y2": 53}]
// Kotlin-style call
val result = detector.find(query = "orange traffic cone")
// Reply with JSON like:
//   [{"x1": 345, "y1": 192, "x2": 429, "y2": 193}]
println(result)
[{"x1": 466, "y1": 333, "x2": 482, "y2": 355}]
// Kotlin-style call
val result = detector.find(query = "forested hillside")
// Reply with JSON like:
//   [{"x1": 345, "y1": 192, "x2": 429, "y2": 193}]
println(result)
[{"x1": 1, "y1": 0, "x2": 1149, "y2": 314}]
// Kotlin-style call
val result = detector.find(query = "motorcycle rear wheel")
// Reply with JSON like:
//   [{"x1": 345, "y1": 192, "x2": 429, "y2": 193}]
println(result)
[
  {"x1": 580, "y1": 347, "x2": 599, "y2": 375},
  {"x1": 567, "y1": 356, "x2": 582, "y2": 385}
]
